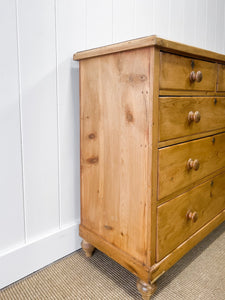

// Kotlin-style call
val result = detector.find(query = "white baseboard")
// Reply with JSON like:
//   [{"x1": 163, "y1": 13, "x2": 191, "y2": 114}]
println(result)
[{"x1": 0, "y1": 222, "x2": 81, "y2": 289}]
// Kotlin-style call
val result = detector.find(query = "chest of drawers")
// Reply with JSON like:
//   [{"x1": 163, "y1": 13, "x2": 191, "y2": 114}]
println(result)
[{"x1": 73, "y1": 36, "x2": 225, "y2": 299}]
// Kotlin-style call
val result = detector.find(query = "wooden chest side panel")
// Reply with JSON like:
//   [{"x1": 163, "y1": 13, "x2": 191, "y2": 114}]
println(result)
[{"x1": 80, "y1": 48, "x2": 151, "y2": 264}]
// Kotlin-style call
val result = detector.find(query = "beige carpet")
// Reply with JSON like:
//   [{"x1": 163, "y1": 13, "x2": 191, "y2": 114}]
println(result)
[{"x1": 1, "y1": 222, "x2": 225, "y2": 300}]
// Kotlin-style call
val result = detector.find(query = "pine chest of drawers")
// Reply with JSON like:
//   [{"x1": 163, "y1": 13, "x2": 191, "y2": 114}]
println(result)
[{"x1": 73, "y1": 36, "x2": 225, "y2": 299}]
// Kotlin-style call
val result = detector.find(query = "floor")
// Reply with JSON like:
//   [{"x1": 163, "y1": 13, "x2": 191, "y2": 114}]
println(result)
[{"x1": 0, "y1": 222, "x2": 225, "y2": 299}]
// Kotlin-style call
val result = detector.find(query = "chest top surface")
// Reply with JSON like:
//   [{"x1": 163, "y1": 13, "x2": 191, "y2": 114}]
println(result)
[{"x1": 73, "y1": 35, "x2": 225, "y2": 63}]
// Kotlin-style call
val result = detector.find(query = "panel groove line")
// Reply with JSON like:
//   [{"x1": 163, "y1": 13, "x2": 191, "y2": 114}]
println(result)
[
  {"x1": 113, "y1": 0, "x2": 135, "y2": 43},
  {"x1": 86, "y1": 0, "x2": 113, "y2": 49},
  {"x1": 56, "y1": 0, "x2": 85, "y2": 225},
  {"x1": 134, "y1": 0, "x2": 154, "y2": 38},
  {"x1": 54, "y1": 0, "x2": 62, "y2": 229},
  {"x1": 206, "y1": 0, "x2": 217, "y2": 51},
  {"x1": 195, "y1": 0, "x2": 207, "y2": 49},
  {"x1": 112, "y1": 0, "x2": 114, "y2": 42},
  {"x1": 85, "y1": 0, "x2": 87, "y2": 49},
  {"x1": 0, "y1": 0, "x2": 25, "y2": 253},
  {"x1": 17, "y1": 0, "x2": 60, "y2": 240},
  {"x1": 215, "y1": 0, "x2": 225, "y2": 53},
  {"x1": 169, "y1": 0, "x2": 185, "y2": 43},
  {"x1": 15, "y1": 0, "x2": 27, "y2": 243}
]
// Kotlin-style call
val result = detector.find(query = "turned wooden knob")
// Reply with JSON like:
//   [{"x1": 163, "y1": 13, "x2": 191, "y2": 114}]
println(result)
[
  {"x1": 186, "y1": 210, "x2": 198, "y2": 222},
  {"x1": 188, "y1": 111, "x2": 201, "y2": 123},
  {"x1": 196, "y1": 71, "x2": 203, "y2": 82},
  {"x1": 190, "y1": 70, "x2": 202, "y2": 83},
  {"x1": 187, "y1": 158, "x2": 200, "y2": 170}
]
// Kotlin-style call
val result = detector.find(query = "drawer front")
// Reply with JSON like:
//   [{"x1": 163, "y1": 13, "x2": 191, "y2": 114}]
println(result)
[
  {"x1": 159, "y1": 97, "x2": 225, "y2": 141},
  {"x1": 158, "y1": 132, "x2": 225, "y2": 199},
  {"x1": 217, "y1": 64, "x2": 225, "y2": 91},
  {"x1": 157, "y1": 172, "x2": 225, "y2": 261},
  {"x1": 159, "y1": 52, "x2": 216, "y2": 91}
]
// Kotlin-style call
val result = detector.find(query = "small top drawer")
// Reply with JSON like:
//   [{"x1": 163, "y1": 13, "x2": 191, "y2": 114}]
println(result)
[
  {"x1": 159, "y1": 52, "x2": 217, "y2": 92},
  {"x1": 217, "y1": 64, "x2": 225, "y2": 91}
]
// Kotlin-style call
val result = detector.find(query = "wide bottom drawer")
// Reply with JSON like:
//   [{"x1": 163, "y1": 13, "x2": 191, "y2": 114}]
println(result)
[{"x1": 157, "y1": 172, "x2": 225, "y2": 261}]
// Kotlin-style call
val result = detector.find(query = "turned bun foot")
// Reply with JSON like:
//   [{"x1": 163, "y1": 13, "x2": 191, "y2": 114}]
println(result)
[
  {"x1": 81, "y1": 240, "x2": 95, "y2": 257},
  {"x1": 137, "y1": 278, "x2": 157, "y2": 300}
]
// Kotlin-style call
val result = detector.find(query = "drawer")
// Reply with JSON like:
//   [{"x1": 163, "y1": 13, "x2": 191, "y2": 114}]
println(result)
[
  {"x1": 159, "y1": 52, "x2": 216, "y2": 91},
  {"x1": 157, "y1": 172, "x2": 225, "y2": 261},
  {"x1": 217, "y1": 64, "x2": 225, "y2": 91},
  {"x1": 158, "y1": 132, "x2": 225, "y2": 199},
  {"x1": 159, "y1": 97, "x2": 225, "y2": 141}
]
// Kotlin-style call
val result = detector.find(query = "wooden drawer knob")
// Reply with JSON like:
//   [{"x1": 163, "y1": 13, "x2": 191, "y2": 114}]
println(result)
[
  {"x1": 188, "y1": 111, "x2": 201, "y2": 123},
  {"x1": 189, "y1": 71, "x2": 203, "y2": 83},
  {"x1": 187, "y1": 158, "x2": 200, "y2": 170},
  {"x1": 186, "y1": 210, "x2": 198, "y2": 222},
  {"x1": 196, "y1": 71, "x2": 203, "y2": 82}
]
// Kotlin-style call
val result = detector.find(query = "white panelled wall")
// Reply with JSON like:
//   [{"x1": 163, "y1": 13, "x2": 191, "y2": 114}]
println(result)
[{"x1": 0, "y1": 0, "x2": 225, "y2": 289}]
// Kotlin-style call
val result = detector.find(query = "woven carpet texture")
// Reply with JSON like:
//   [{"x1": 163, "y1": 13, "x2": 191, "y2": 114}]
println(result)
[{"x1": 0, "y1": 222, "x2": 224, "y2": 300}]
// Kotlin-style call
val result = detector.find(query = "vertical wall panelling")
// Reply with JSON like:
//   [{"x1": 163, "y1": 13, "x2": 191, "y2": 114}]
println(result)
[
  {"x1": 224, "y1": 2, "x2": 225, "y2": 54},
  {"x1": 0, "y1": 0, "x2": 24, "y2": 253},
  {"x1": 169, "y1": 0, "x2": 185, "y2": 43},
  {"x1": 206, "y1": 0, "x2": 217, "y2": 52},
  {"x1": 154, "y1": 0, "x2": 170, "y2": 39},
  {"x1": 195, "y1": 0, "x2": 207, "y2": 49},
  {"x1": 54, "y1": 0, "x2": 61, "y2": 229},
  {"x1": 134, "y1": 0, "x2": 154, "y2": 38},
  {"x1": 86, "y1": 0, "x2": 113, "y2": 49},
  {"x1": 113, "y1": 0, "x2": 135, "y2": 43},
  {"x1": 224, "y1": 0, "x2": 225, "y2": 53},
  {"x1": 215, "y1": 0, "x2": 225, "y2": 54},
  {"x1": 183, "y1": 0, "x2": 197, "y2": 47},
  {"x1": 1, "y1": 0, "x2": 225, "y2": 290},
  {"x1": 56, "y1": 0, "x2": 85, "y2": 226},
  {"x1": 18, "y1": 0, "x2": 59, "y2": 240}
]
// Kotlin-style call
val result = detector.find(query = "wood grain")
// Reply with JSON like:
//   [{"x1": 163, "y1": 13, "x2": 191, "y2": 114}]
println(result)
[
  {"x1": 80, "y1": 224, "x2": 150, "y2": 283},
  {"x1": 158, "y1": 132, "x2": 225, "y2": 199},
  {"x1": 73, "y1": 35, "x2": 225, "y2": 62},
  {"x1": 136, "y1": 278, "x2": 156, "y2": 300},
  {"x1": 81, "y1": 240, "x2": 95, "y2": 257},
  {"x1": 158, "y1": 128, "x2": 225, "y2": 148},
  {"x1": 74, "y1": 36, "x2": 157, "y2": 60},
  {"x1": 147, "y1": 47, "x2": 160, "y2": 266},
  {"x1": 80, "y1": 48, "x2": 151, "y2": 265},
  {"x1": 159, "y1": 97, "x2": 225, "y2": 141},
  {"x1": 159, "y1": 52, "x2": 217, "y2": 91},
  {"x1": 157, "y1": 172, "x2": 225, "y2": 261},
  {"x1": 217, "y1": 64, "x2": 225, "y2": 91},
  {"x1": 159, "y1": 90, "x2": 217, "y2": 96},
  {"x1": 157, "y1": 167, "x2": 225, "y2": 206},
  {"x1": 150, "y1": 210, "x2": 225, "y2": 282},
  {"x1": 78, "y1": 36, "x2": 225, "y2": 296}
]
